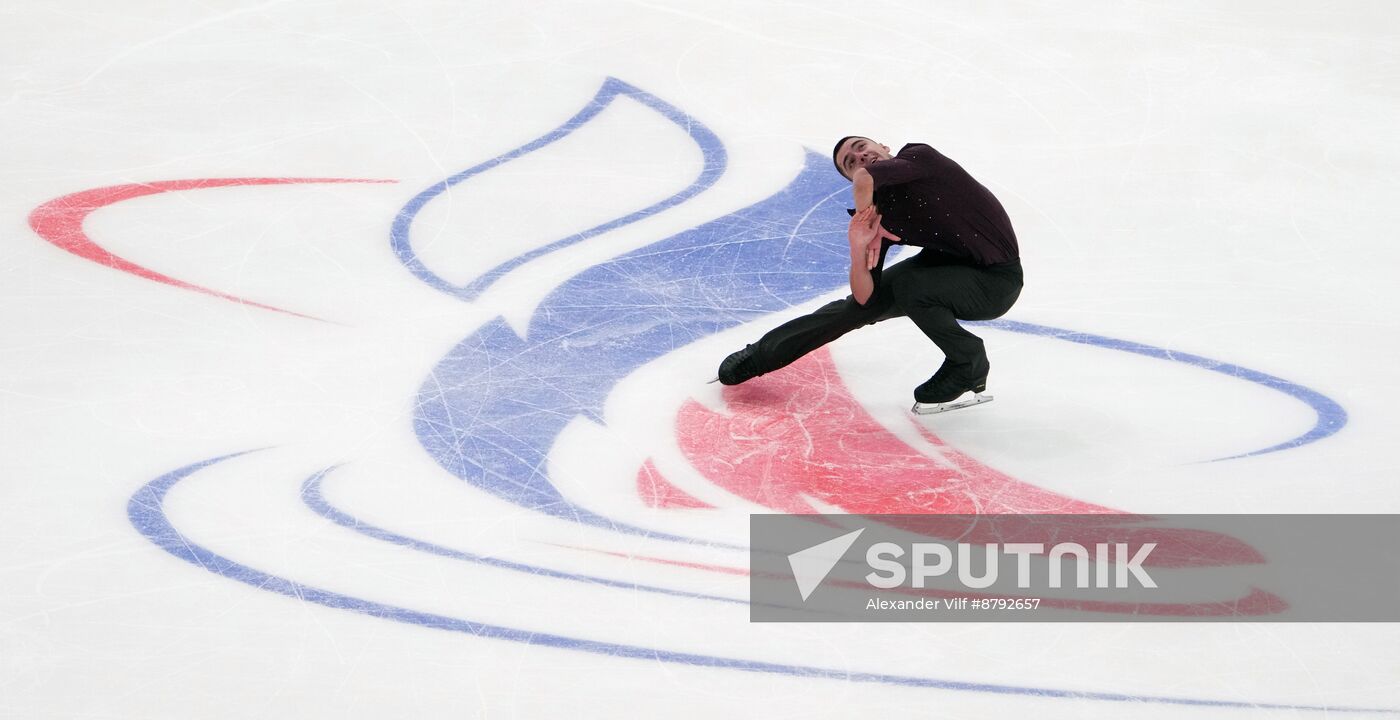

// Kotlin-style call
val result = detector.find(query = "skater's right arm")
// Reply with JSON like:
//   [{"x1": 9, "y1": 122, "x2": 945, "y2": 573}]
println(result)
[
  {"x1": 851, "y1": 168, "x2": 874, "y2": 212},
  {"x1": 849, "y1": 265, "x2": 874, "y2": 305}
]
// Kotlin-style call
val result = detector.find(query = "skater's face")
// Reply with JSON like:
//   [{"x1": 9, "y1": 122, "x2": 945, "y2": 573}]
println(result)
[{"x1": 835, "y1": 137, "x2": 892, "y2": 179}]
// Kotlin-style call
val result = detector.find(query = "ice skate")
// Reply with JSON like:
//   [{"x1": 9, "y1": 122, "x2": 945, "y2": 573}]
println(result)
[
  {"x1": 911, "y1": 361, "x2": 992, "y2": 415},
  {"x1": 911, "y1": 391, "x2": 994, "y2": 415},
  {"x1": 717, "y1": 343, "x2": 763, "y2": 385}
]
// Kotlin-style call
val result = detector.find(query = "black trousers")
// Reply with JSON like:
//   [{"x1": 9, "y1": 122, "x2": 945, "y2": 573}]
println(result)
[{"x1": 750, "y1": 253, "x2": 1023, "y2": 379}]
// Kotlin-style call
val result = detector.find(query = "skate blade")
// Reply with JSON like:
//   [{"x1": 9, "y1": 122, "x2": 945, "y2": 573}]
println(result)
[{"x1": 911, "y1": 392, "x2": 993, "y2": 415}]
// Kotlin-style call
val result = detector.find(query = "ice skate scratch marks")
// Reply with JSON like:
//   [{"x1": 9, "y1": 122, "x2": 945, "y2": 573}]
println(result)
[
  {"x1": 332, "y1": 340, "x2": 1281, "y2": 619},
  {"x1": 411, "y1": 148, "x2": 850, "y2": 538},
  {"x1": 98, "y1": 79, "x2": 1364, "y2": 709},
  {"x1": 390, "y1": 76, "x2": 726, "y2": 301},
  {"x1": 124, "y1": 453, "x2": 1396, "y2": 714},
  {"x1": 676, "y1": 348, "x2": 1108, "y2": 515},
  {"x1": 411, "y1": 83, "x2": 1348, "y2": 543},
  {"x1": 636, "y1": 459, "x2": 712, "y2": 509},
  {"x1": 661, "y1": 333, "x2": 1345, "y2": 521},
  {"x1": 28, "y1": 178, "x2": 395, "y2": 321}
]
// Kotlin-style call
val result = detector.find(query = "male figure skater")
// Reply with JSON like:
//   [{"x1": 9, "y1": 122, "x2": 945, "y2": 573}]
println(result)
[{"x1": 717, "y1": 136, "x2": 1023, "y2": 413}]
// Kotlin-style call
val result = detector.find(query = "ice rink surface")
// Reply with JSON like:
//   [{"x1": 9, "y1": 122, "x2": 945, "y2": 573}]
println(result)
[{"x1": 3, "y1": 1, "x2": 1400, "y2": 717}]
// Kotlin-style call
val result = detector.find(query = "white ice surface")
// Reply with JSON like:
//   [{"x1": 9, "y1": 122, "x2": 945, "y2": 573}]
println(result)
[{"x1": 3, "y1": 2, "x2": 1399, "y2": 718}]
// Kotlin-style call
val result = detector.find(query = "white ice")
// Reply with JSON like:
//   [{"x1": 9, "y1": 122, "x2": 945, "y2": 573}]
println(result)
[{"x1": 2, "y1": 1, "x2": 1399, "y2": 718}]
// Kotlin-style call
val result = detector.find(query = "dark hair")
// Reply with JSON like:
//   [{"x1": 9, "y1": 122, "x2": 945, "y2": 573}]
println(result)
[{"x1": 832, "y1": 135, "x2": 862, "y2": 177}]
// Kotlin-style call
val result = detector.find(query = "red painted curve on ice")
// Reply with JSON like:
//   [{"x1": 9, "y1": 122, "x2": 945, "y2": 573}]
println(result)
[
  {"x1": 29, "y1": 178, "x2": 396, "y2": 320},
  {"x1": 652, "y1": 348, "x2": 1261, "y2": 567},
  {"x1": 676, "y1": 348, "x2": 1104, "y2": 515}
]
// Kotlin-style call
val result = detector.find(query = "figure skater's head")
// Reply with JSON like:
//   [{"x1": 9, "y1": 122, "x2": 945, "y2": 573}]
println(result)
[{"x1": 832, "y1": 136, "x2": 892, "y2": 179}]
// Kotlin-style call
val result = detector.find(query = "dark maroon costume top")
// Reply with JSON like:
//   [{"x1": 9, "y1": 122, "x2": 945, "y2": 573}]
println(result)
[{"x1": 863, "y1": 143, "x2": 1020, "y2": 267}]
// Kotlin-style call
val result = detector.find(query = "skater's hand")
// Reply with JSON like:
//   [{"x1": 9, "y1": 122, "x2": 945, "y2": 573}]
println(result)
[
  {"x1": 848, "y1": 206, "x2": 901, "y2": 270},
  {"x1": 848, "y1": 207, "x2": 879, "y2": 266}
]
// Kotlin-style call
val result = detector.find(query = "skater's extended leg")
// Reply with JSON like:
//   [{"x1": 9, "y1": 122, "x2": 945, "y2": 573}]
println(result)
[{"x1": 717, "y1": 261, "x2": 913, "y2": 385}]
